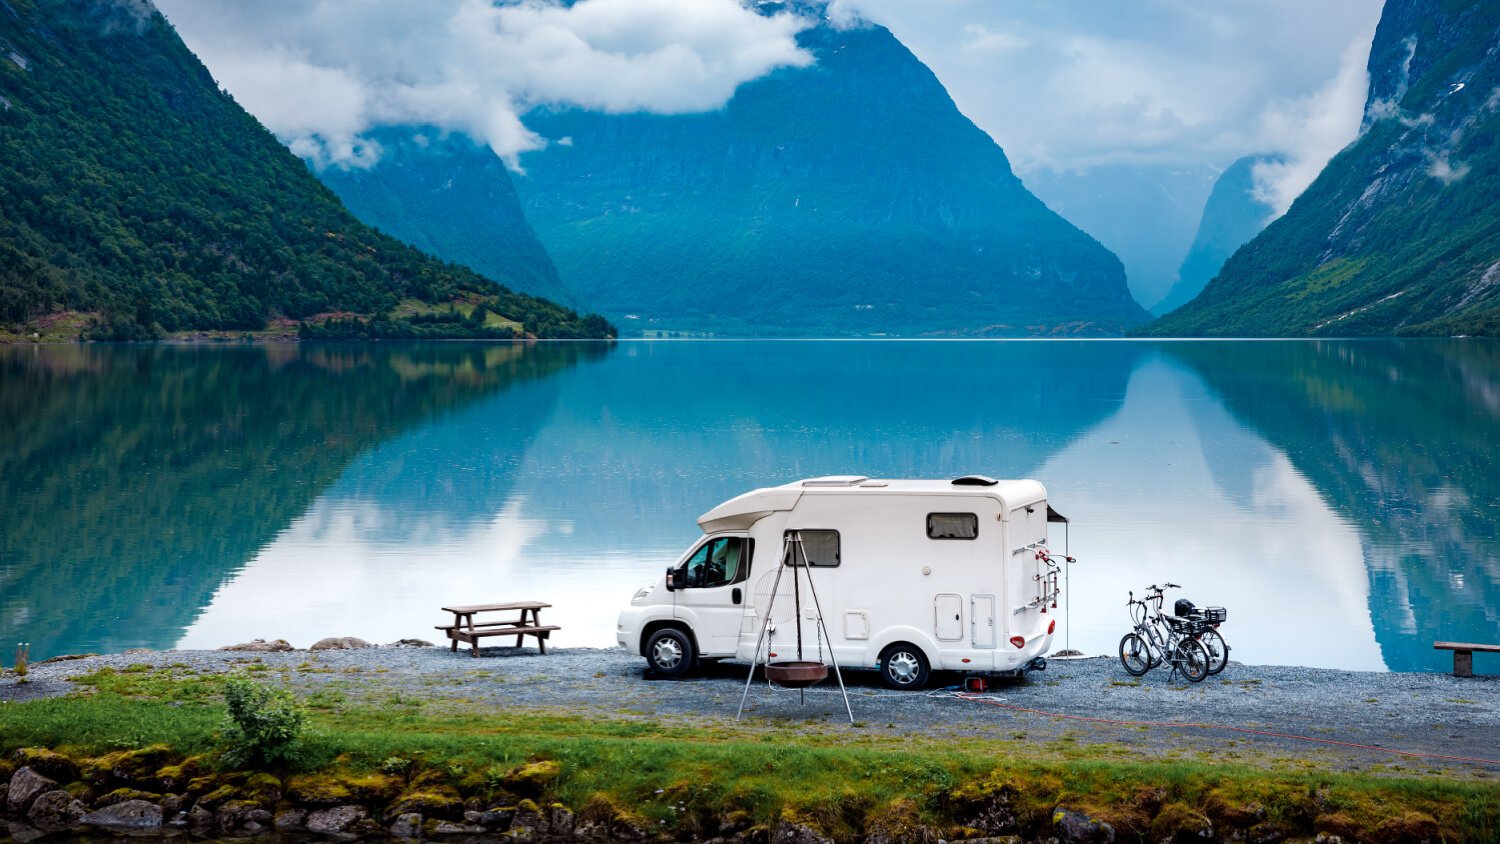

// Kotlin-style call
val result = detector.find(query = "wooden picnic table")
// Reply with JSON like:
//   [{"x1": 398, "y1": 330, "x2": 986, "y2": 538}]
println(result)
[{"x1": 436, "y1": 601, "x2": 559, "y2": 657}]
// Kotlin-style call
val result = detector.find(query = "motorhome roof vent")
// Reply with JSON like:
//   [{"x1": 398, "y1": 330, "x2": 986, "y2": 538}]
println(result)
[
  {"x1": 952, "y1": 475, "x2": 999, "y2": 486},
  {"x1": 802, "y1": 475, "x2": 869, "y2": 487}
]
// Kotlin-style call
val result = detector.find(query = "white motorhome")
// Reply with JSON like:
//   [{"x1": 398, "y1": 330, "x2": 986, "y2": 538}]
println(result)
[{"x1": 616, "y1": 475, "x2": 1064, "y2": 689}]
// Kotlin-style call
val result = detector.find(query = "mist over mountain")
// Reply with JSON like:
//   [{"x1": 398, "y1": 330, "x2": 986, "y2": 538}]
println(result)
[
  {"x1": 1153, "y1": 155, "x2": 1279, "y2": 317},
  {"x1": 1023, "y1": 164, "x2": 1219, "y2": 312},
  {"x1": 1142, "y1": 0, "x2": 1500, "y2": 337}
]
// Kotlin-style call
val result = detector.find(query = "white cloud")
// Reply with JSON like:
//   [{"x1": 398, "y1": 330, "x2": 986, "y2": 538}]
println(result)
[
  {"x1": 1248, "y1": 24, "x2": 1376, "y2": 216},
  {"x1": 157, "y1": 0, "x2": 812, "y2": 168},
  {"x1": 1426, "y1": 152, "x2": 1471, "y2": 185}
]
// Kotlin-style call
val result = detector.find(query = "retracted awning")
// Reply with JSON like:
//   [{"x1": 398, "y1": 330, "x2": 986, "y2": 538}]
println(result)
[{"x1": 1046, "y1": 504, "x2": 1069, "y2": 524}]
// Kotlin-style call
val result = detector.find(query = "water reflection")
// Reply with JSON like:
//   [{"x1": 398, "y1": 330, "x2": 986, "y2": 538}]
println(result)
[
  {"x1": 7, "y1": 340, "x2": 1497, "y2": 671},
  {"x1": 0, "y1": 343, "x2": 605, "y2": 658}
]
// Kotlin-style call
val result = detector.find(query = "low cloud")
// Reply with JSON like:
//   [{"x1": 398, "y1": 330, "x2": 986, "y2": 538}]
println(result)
[
  {"x1": 1426, "y1": 152, "x2": 1471, "y2": 185},
  {"x1": 157, "y1": 0, "x2": 813, "y2": 168},
  {"x1": 1248, "y1": 24, "x2": 1376, "y2": 216}
]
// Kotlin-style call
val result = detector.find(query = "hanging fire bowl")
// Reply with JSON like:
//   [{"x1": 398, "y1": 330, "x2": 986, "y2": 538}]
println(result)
[{"x1": 765, "y1": 660, "x2": 828, "y2": 688}]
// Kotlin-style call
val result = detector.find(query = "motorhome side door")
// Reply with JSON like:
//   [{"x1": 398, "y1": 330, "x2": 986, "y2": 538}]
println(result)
[{"x1": 672, "y1": 534, "x2": 753, "y2": 655}]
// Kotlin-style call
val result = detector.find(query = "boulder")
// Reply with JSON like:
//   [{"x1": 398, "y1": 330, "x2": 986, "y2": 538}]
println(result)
[
  {"x1": 27, "y1": 790, "x2": 87, "y2": 833},
  {"x1": 306, "y1": 804, "x2": 368, "y2": 835},
  {"x1": 771, "y1": 819, "x2": 834, "y2": 844},
  {"x1": 5, "y1": 768, "x2": 58, "y2": 815},
  {"x1": 6, "y1": 822, "x2": 44, "y2": 843},
  {"x1": 390, "y1": 812, "x2": 423, "y2": 838},
  {"x1": 430, "y1": 820, "x2": 486, "y2": 834},
  {"x1": 311, "y1": 636, "x2": 374, "y2": 651},
  {"x1": 273, "y1": 808, "x2": 307, "y2": 831},
  {"x1": 386, "y1": 639, "x2": 435, "y2": 648},
  {"x1": 219, "y1": 639, "x2": 295, "y2": 652},
  {"x1": 12, "y1": 749, "x2": 79, "y2": 782},
  {"x1": 1053, "y1": 808, "x2": 1116, "y2": 844},
  {"x1": 80, "y1": 799, "x2": 163, "y2": 831}
]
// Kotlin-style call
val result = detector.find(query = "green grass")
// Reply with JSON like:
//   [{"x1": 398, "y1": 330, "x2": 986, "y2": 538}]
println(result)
[{"x1": 3, "y1": 667, "x2": 1498, "y2": 841}]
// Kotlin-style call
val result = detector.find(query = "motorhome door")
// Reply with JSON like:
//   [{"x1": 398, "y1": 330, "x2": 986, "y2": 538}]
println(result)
[{"x1": 672, "y1": 535, "x2": 753, "y2": 654}]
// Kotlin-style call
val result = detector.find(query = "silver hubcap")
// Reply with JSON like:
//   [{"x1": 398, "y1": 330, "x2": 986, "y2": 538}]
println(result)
[
  {"x1": 887, "y1": 651, "x2": 920, "y2": 684},
  {"x1": 652, "y1": 637, "x2": 684, "y2": 670}
]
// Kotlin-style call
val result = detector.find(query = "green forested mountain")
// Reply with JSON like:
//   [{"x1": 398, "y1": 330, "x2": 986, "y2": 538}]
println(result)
[
  {"x1": 314, "y1": 128, "x2": 573, "y2": 306},
  {"x1": 511, "y1": 16, "x2": 1145, "y2": 336},
  {"x1": 1152, "y1": 155, "x2": 1278, "y2": 316},
  {"x1": 1142, "y1": 0, "x2": 1500, "y2": 337},
  {"x1": 0, "y1": 0, "x2": 610, "y2": 340}
]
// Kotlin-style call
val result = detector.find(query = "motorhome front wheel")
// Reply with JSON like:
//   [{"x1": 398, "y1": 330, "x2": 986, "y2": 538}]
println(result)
[
  {"x1": 878, "y1": 643, "x2": 931, "y2": 690},
  {"x1": 645, "y1": 628, "x2": 695, "y2": 677}
]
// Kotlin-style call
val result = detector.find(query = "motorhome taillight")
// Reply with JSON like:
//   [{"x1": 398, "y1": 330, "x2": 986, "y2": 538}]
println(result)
[
  {"x1": 1009, "y1": 636, "x2": 1025, "y2": 649},
  {"x1": 1047, "y1": 619, "x2": 1056, "y2": 635}
]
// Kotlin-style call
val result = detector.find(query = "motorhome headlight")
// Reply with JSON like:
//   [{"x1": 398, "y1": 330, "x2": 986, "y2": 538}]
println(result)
[{"x1": 632, "y1": 584, "x2": 653, "y2": 603}]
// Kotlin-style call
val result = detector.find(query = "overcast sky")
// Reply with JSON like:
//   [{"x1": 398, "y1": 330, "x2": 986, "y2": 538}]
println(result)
[{"x1": 157, "y1": 0, "x2": 1384, "y2": 213}]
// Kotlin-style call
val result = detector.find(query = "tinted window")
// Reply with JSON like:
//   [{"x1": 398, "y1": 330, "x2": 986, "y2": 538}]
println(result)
[
  {"x1": 681, "y1": 536, "x2": 750, "y2": 588},
  {"x1": 927, "y1": 513, "x2": 978, "y2": 540},
  {"x1": 786, "y1": 529, "x2": 840, "y2": 567}
]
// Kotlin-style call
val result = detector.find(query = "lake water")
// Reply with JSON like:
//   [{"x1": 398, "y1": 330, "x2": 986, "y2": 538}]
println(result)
[{"x1": 3, "y1": 340, "x2": 1497, "y2": 673}]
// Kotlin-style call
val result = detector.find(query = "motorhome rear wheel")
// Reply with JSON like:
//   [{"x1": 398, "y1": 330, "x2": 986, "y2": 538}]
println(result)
[{"x1": 878, "y1": 642, "x2": 931, "y2": 689}]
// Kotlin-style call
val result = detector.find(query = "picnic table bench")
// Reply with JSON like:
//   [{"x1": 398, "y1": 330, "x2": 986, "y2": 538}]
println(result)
[
  {"x1": 437, "y1": 601, "x2": 559, "y2": 657},
  {"x1": 1434, "y1": 641, "x2": 1499, "y2": 677}
]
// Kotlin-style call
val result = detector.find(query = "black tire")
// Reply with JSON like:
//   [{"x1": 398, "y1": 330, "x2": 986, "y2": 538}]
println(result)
[
  {"x1": 1198, "y1": 629, "x2": 1229, "y2": 675},
  {"x1": 1119, "y1": 633, "x2": 1151, "y2": 676},
  {"x1": 878, "y1": 642, "x2": 931, "y2": 690},
  {"x1": 644, "y1": 627, "x2": 695, "y2": 678},
  {"x1": 1173, "y1": 638, "x2": 1210, "y2": 683}
]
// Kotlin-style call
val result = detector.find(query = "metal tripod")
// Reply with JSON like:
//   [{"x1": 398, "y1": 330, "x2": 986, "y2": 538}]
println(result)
[{"x1": 735, "y1": 531, "x2": 854, "y2": 723}]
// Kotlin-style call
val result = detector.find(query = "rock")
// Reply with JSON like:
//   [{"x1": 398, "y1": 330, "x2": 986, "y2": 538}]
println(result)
[
  {"x1": 431, "y1": 820, "x2": 487, "y2": 834},
  {"x1": 86, "y1": 746, "x2": 172, "y2": 785},
  {"x1": 311, "y1": 636, "x2": 374, "y2": 651},
  {"x1": 122, "y1": 648, "x2": 153, "y2": 654},
  {"x1": 95, "y1": 787, "x2": 161, "y2": 808},
  {"x1": 508, "y1": 803, "x2": 546, "y2": 842},
  {"x1": 6, "y1": 822, "x2": 44, "y2": 843},
  {"x1": 5, "y1": 768, "x2": 59, "y2": 815},
  {"x1": 965, "y1": 786, "x2": 1022, "y2": 836},
  {"x1": 187, "y1": 805, "x2": 213, "y2": 831},
  {"x1": 1371, "y1": 812, "x2": 1440, "y2": 844},
  {"x1": 479, "y1": 807, "x2": 514, "y2": 829},
  {"x1": 771, "y1": 819, "x2": 834, "y2": 844},
  {"x1": 219, "y1": 638, "x2": 295, "y2": 652},
  {"x1": 1150, "y1": 802, "x2": 1213, "y2": 842},
  {"x1": 12, "y1": 749, "x2": 79, "y2": 782},
  {"x1": 1053, "y1": 808, "x2": 1116, "y2": 844},
  {"x1": 386, "y1": 638, "x2": 435, "y2": 648},
  {"x1": 386, "y1": 787, "x2": 465, "y2": 822},
  {"x1": 1247, "y1": 821, "x2": 1289, "y2": 844},
  {"x1": 549, "y1": 804, "x2": 576, "y2": 838},
  {"x1": 306, "y1": 804, "x2": 369, "y2": 835},
  {"x1": 273, "y1": 808, "x2": 308, "y2": 831},
  {"x1": 33, "y1": 654, "x2": 97, "y2": 666},
  {"x1": 503, "y1": 760, "x2": 562, "y2": 796},
  {"x1": 27, "y1": 790, "x2": 87, "y2": 833},
  {"x1": 80, "y1": 799, "x2": 163, "y2": 831},
  {"x1": 215, "y1": 799, "x2": 265, "y2": 832},
  {"x1": 160, "y1": 793, "x2": 185, "y2": 815},
  {"x1": 390, "y1": 812, "x2": 423, "y2": 838}
]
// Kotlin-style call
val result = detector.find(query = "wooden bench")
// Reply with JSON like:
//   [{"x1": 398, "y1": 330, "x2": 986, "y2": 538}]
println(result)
[
  {"x1": 1434, "y1": 641, "x2": 1499, "y2": 677},
  {"x1": 438, "y1": 601, "x2": 558, "y2": 658}
]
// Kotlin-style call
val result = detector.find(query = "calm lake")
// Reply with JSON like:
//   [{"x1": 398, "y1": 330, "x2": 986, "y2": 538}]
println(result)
[{"x1": 3, "y1": 340, "x2": 1497, "y2": 673}]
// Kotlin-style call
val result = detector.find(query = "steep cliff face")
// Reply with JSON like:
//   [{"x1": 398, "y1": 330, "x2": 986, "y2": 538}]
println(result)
[
  {"x1": 314, "y1": 129, "x2": 572, "y2": 305},
  {"x1": 510, "y1": 18, "x2": 1146, "y2": 336},
  {"x1": 1142, "y1": 0, "x2": 1500, "y2": 337},
  {"x1": 1153, "y1": 155, "x2": 1279, "y2": 317}
]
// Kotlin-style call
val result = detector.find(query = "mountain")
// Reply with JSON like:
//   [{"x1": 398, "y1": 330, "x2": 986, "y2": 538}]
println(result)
[
  {"x1": 1152, "y1": 155, "x2": 1279, "y2": 316},
  {"x1": 313, "y1": 128, "x2": 573, "y2": 306},
  {"x1": 0, "y1": 0, "x2": 610, "y2": 340},
  {"x1": 1141, "y1": 0, "x2": 1500, "y2": 337},
  {"x1": 506, "y1": 14, "x2": 1146, "y2": 337},
  {"x1": 1023, "y1": 164, "x2": 1219, "y2": 312}
]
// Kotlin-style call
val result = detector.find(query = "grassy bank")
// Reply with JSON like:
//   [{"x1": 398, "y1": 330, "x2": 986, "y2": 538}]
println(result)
[{"x1": 1, "y1": 665, "x2": 1496, "y2": 841}]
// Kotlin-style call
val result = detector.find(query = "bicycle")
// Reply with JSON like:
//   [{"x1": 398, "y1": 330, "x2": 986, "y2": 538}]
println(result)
[
  {"x1": 1118, "y1": 583, "x2": 1210, "y2": 683},
  {"x1": 1173, "y1": 596, "x2": 1230, "y2": 675}
]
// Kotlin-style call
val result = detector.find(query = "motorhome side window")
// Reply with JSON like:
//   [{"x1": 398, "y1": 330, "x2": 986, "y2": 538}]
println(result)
[
  {"x1": 681, "y1": 537, "x2": 750, "y2": 588},
  {"x1": 927, "y1": 513, "x2": 978, "y2": 540},
  {"x1": 787, "y1": 530, "x2": 840, "y2": 566}
]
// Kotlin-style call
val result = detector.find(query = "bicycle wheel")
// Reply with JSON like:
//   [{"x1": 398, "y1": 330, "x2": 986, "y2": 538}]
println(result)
[
  {"x1": 1173, "y1": 638, "x2": 1209, "y2": 683},
  {"x1": 1198, "y1": 628, "x2": 1229, "y2": 675},
  {"x1": 1119, "y1": 633, "x2": 1151, "y2": 676}
]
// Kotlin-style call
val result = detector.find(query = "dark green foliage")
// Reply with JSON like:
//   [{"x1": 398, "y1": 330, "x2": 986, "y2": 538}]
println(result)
[
  {"x1": 510, "y1": 17, "x2": 1146, "y2": 337},
  {"x1": 0, "y1": 0, "x2": 610, "y2": 339},
  {"x1": 1140, "y1": 0, "x2": 1500, "y2": 337},
  {"x1": 221, "y1": 676, "x2": 305, "y2": 767}
]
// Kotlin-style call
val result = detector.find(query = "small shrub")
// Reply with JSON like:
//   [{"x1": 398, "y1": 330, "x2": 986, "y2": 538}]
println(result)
[
  {"x1": 13, "y1": 643, "x2": 28, "y2": 684},
  {"x1": 220, "y1": 675, "x2": 306, "y2": 767}
]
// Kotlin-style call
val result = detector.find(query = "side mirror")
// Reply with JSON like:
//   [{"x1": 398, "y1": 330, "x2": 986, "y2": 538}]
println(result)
[{"x1": 665, "y1": 565, "x2": 681, "y2": 591}]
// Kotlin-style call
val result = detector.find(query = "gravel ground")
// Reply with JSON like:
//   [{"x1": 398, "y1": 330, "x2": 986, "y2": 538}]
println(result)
[{"x1": 6, "y1": 646, "x2": 1497, "y2": 779}]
